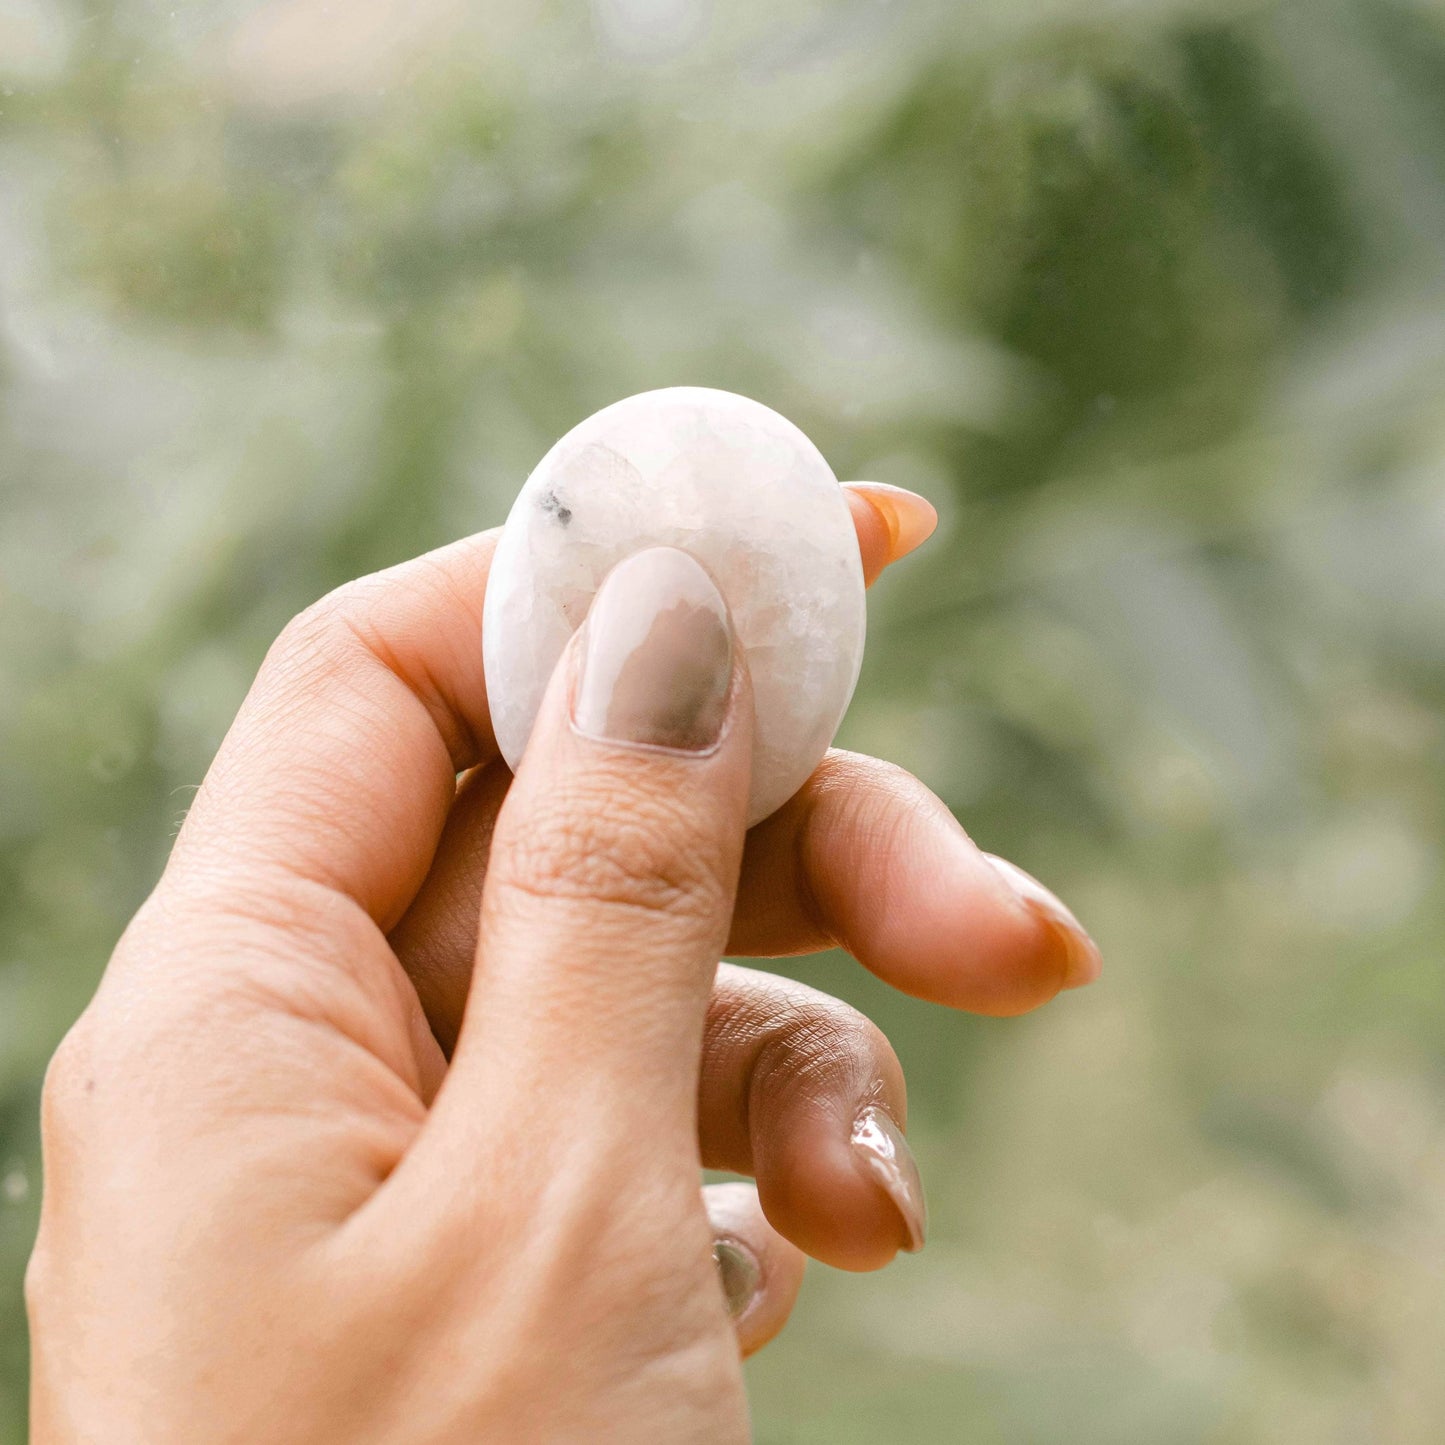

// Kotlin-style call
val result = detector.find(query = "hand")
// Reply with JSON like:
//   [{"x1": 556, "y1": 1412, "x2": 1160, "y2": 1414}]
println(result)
[{"x1": 27, "y1": 484, "x2": 1100, "y2": 1443}]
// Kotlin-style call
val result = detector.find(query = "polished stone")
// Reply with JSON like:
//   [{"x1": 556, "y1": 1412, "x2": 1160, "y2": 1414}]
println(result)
[{"x1": 484, "y1": 387, "x2": 866, "y2": 825}]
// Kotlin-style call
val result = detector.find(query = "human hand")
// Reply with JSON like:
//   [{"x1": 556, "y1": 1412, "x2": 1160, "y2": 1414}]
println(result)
[{"x1": 27, "y1": 484, "x2": 1099, "y2": 1443}]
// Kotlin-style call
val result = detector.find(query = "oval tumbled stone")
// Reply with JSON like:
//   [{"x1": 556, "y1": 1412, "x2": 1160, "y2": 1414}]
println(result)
[{"x1": 483, "y1": 387, "x2": 866, "y2": 826}]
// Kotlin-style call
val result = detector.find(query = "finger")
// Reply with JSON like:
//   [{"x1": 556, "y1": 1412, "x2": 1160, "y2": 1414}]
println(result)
[
  {"x1": 166, "y1": 531, "x2": 501, "y2": 930},
  {"x1": 729, "y1": 751, "x2": 1102, "y2": 1015},
  {"x1": 841, "y1": 482, "x2": 937, "y2": 586},
  {"x1": 388, "y1": 760, "x2": 512, "y2": 1056},
  {"x1": 700, "y1": 965, "x2": 922, "y2": 1272},
  {"x1": 416, "y1": 547, "x2": 754, "y2": 1179},
  {"x1": 703, "y1": 1181, "x2": 806, "y2": 1357}
]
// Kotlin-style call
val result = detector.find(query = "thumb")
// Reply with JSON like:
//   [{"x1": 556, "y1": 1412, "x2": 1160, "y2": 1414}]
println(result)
[{"x1": 425, "y1": 546, "x2": 753, "y2": 1172}]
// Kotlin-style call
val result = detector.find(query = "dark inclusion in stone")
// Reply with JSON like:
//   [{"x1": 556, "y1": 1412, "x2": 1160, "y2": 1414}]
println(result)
[{"x1": 538, "y1": 489, "x2": 573, "y2": 526}]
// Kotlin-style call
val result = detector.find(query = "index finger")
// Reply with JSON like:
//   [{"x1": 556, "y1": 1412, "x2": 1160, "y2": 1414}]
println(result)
[{"x1": 168, "y1": 531, "x2": 502, "y2": 929}]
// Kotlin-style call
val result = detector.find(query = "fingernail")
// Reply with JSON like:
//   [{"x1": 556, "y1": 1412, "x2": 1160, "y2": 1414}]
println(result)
[
  {"x1": 845, "y1": 482, "x2": 938, "y2": 563},
  {"x1": 851, "y1": 1105, "x2": 927, "y2": 1253},
  {"x1": 712, "y1": 1236, "x2": 761, "y2": 1320},
  {"x1": 573, "y1": 547, "x2": 733, "y2": 753},
  {"x1": 983, "y1": 854, "x2": 1102, "y2": 989}
]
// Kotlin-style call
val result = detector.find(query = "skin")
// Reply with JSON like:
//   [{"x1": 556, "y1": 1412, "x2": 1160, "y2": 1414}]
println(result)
[{"x1": 26, "y1": 485, "x2": 1100, "y2": 1443}]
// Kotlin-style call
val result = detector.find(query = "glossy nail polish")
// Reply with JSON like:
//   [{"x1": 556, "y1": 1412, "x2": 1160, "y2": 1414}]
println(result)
[
  {"x1": 573, "y1": 547, "x2": 733, "y2": 753},
  {"x1": 851, "y1": 1105, "x2": 927, "y2": 1253},
  {"x1": 712, "y1": 1237, "x2": 761, "y2": 1319},
  {"x1": 983, "y1": 853, "x2": 1102, "y2": 989},
  {"x1": 846, "y1": 482, "x2": 938, "y2": 562}
]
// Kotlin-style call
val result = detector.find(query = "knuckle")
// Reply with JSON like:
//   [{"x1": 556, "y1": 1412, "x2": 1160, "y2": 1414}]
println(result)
[
  {"x1": 812, "y1": 751, "x2": 937, "y2": 831},
  {"x1": 39, "y1": 1017, "x2": 100, "y2": 1140},
  {"x1": 24, "y1": 1238, "x2": 53, "y2": 1322},
  {"x1": 38, "y1": 991, "x2": 178, "y2": 1147},
  {"x1": 757, "y1": 998, "x2": 872, "y2": 1094},
  {"x1": 265, "y1": 570, "x2": 482, "y2": 766},
  {"x1": 713, "y1": 973, "x2": 897, "y2": 1107},
  {"x1": 810, "y1": 748, "x2": 908, "y2": 796},
  {"x1": 272, "y1": 582, "x2": 372, "y2": 673},
  {"x1": 499, "y1": 788, "x2": 730, "y2": 928}
]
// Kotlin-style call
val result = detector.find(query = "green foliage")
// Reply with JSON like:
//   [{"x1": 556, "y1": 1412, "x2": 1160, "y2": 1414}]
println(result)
[{"x1": 4, "y1": 0, "x2": 1445, "y2": 1439}]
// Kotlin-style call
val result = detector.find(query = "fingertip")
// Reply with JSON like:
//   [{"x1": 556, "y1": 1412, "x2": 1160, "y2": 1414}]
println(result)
[
  {"x1": 868, "y1": 824, "x2": 1073, "y2": 1016},
  {"x1": 797, "y1": 760, "x2": 1089, "y2": 1016},
  {"x1": 844, "y1": 482, "x2": 938, "y2": 587},
  {"x1": 756, "y1": 1122, "x2": 917, "y2": 1273},
  {"x1": 700, "y1": 968, "x2": 920, "y2": 1273},
  {"x1": 703, "y1": 1182, "x2": 806, "y2": 1357},
  {"x1": 982, "y1": 853, "x2": 1103, "y2": 991}
]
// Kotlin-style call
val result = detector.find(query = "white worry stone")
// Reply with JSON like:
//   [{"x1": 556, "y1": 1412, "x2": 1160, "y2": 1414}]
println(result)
[{"x1": 484, "y1": 387, "x2": 866, "y2": 826}]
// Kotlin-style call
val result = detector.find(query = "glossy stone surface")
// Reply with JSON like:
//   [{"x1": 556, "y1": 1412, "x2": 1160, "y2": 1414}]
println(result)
[{"x1": 484, "y1": 387, "x2": 866, "y2": 825}]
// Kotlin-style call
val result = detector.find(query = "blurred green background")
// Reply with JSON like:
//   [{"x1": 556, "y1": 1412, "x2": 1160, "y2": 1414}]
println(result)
[{"x1": 4, "y1": 0, "x2": 1445, "y2": 1438}]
